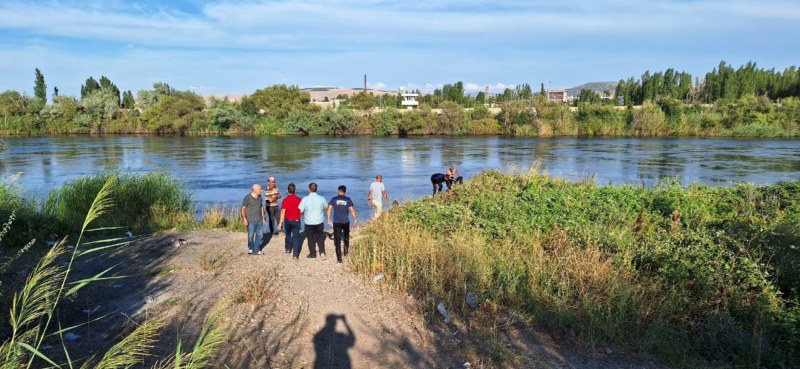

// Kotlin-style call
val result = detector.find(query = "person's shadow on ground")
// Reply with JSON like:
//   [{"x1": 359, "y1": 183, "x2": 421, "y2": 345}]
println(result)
[{"x1": 313, "y1": 314, "x2": 356, "y2": 369}]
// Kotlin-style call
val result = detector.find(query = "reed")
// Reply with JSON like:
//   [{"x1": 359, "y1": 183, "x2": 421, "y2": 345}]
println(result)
[
  {"x1": 0, "y1": 175, "x2": 227, "y2": 369},
  {"x1": 43, "y1": 172, "x2": 193, "y2": 232}
]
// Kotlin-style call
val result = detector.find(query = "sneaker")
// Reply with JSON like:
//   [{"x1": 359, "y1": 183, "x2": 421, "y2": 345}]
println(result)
[
  {"x1": 248, "y1": 249, "x2": 253, "y2": 254},
  {"x1": 285, "y1": 250, "x2": 291, "y2": 253},
  {"x1": 320, "y1": 253, "x2": 327, "y2": 259},
  {"x1": 307, "y1": 255, "x2": 317, "y2": 259},
  {"x1": 257, "y1": 251, "x2": 263, "y2": 255},
  {"x1": 337, "y1": 259, "x2": 342, "y2": 263},
  {"x1": 293, "y1": 256, "x2": 299, "y2": 260}
]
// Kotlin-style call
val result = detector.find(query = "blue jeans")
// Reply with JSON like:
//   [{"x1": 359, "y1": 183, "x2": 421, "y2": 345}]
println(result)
[
  {"x1": 284, "y1": 220, "x2": 301, "y2": 257},
  {"x1": 247, "y1": 219, "x2": 263, "y2": 253}
]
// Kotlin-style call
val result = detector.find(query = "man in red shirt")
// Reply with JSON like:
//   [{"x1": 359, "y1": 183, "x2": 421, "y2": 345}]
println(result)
[{"x1": 278, "y1": 183, "x2": 303, "y2": 259}]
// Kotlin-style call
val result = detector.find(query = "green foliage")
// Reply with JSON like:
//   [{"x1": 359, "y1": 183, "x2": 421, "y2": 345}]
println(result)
[
  {"x1": 44, "y1": 172, "x2": 193, "y2": 232},
  {"x1": 207, "y1": 100, "x2": 253, "y2": 132},
  {"x1": 136, "y1": 82, "x2": 174, "y2": 111},
  {"x1": 435, "y1": 101, "x2": 465, "y2": 134},
  {"x1": 0, "y1": 183, "x2": 39, "y2": 248},
  {"x1": 33, "y1": 68, "x2": 46, "y2": 104},
  {"x1": 355, "y1": 171, "x2": 800, "y2": 367},
  {"x1": 350, "y1": 91, "x2": 376, "y2": 110},
  {"x1": 241, "y1": 85, "x2": 313, "y2": 119},
  {"x1": 0, "y1": 177, "x2": 226, "y2": 369},
  {"x1": 140, "y1": 91, "x2": 206, "y2": 134},
  {"x1": 631, "y1": 101, "x2": 667, "y2": 136}
]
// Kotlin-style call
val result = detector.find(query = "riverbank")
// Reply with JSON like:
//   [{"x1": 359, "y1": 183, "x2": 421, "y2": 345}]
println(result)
[
  {"x1": 1, "y1": 173, "x2": 678, "y2": 368},
  {"x1": 2, "y1": 95, "x2": 799, "y2": 138},
  {"x1": 353, "y1": 169, "x2": 800, "y2": 368}
]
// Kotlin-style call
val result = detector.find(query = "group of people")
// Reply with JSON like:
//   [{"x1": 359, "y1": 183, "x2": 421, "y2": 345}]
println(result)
[
  {"x1": 240, "y1": 175, "x2": 389, "y2": 263},
  {"x1": 430, "y1": 167, "x2": 463, "y2": 195}
]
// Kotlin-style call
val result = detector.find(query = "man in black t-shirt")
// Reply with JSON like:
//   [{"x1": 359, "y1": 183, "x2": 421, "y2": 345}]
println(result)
[{"x1": 327, "y1": 185, "x2": 358, "y2": 263}]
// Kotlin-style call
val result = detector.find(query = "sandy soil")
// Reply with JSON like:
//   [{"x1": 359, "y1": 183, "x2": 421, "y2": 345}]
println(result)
[{"x1": 36, "y1": 229, "x2": 669, "y2": 369}]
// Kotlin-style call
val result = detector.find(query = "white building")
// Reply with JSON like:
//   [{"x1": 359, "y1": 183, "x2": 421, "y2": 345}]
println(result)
[{"x1": 401, "y1": 93, "x2": 419, "y2": 109}]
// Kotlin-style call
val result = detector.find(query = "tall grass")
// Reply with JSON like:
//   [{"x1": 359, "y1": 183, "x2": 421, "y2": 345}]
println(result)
[
  {"x1": 0, "y1": 175, "x2": 227, "y2": 369},
  {"x1": 0, "y1": 183, "x2": 39, "y2": 248},
  {"x1": 44, "y1": 172, "x2": 193, "y2": 232},
  {"x1": 353, "y1": 169, "x2": 800, "y2": 368}
]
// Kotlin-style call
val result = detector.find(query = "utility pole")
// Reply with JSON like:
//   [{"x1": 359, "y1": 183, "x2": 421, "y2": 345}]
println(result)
[{"x1": 364, "y1": 74, "x2": 367, "y2": 93}]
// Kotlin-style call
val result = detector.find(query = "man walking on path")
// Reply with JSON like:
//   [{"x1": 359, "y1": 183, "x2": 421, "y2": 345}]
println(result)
[
  {"x1": 264, "y1": 176, "x2": 282, "y2": 235},
  {"x1": 299, "y1": 182, "x2": 328, "y2": 259},
  {"x1": 278, "y1": 183, "x2": 303, "y2": 259},
  {"x1": 327, "y1": 185, "x2": 358, "y2": 263},
  {"x1": 368, "y1": 175, "x2": 389, "y2": 220},
  {"x1": 241, "y1": 183, "x2": 266, "y2": 255}
]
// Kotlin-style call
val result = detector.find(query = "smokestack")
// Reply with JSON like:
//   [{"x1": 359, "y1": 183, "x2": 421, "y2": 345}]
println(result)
[{"x1": 364, "y1": 74, "x2": 367, "y2": 92}]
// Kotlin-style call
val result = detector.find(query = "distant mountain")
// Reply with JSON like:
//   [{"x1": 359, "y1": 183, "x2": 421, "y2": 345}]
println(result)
[{"x1": 566, "y1": 82, "x2": 617, "y2": 96}]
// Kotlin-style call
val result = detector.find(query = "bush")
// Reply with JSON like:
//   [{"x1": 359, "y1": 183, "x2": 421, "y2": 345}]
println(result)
[
  {"x1": 44, "y1": 172, "x2": 193, "y2": 232},
  {"x1": 354, "y1": 171, "x2": 800, "y2": 367},
  {"x1": 631, "y1": 101, "x2": 667, "y2": 136},
  {"x1": 0, "y1": 183, "x2": 40, "y2": 248}
]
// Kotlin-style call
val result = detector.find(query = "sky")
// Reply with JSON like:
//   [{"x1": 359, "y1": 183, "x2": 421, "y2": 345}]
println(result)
[{"x1": 1, "y1": 0, "x2": 799, "y2": 96}]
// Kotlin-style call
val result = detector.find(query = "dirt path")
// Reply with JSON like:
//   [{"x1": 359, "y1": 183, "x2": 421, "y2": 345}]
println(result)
[{"x1": 53, "y1": 229, "x2": 668, "y2": 369}]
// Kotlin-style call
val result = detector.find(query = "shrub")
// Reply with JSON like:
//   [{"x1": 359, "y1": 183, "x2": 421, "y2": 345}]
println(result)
[
  {"x1": 44, "y1": 172, "x2": 193, "y2": 232},
  {"x1": 353, "y1": 171, "x2": 800, "y2": 367}
]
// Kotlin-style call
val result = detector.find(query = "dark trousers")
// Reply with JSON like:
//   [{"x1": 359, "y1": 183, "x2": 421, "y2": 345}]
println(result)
[
  {"x1": 305, "y1": 223, "x2": 325, "y2": 257},
  {"x1": 445, "y1": 176, "x2": 463, "y2": 190},
  {"x1": 283, "y1": 219, "x2": 301, "y2": 256},
  {"x1": 333, "y1": 222, "x2": 350, "y2": 262},
  {"x1": 266, "y1": 206, "x2": 280, "y2": 233}
]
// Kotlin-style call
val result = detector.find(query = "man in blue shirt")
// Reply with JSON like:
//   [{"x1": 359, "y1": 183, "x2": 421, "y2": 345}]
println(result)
[
  {"x1": 298, "y1": 182, "x2": 328, "y2": 259},
  {"x1": 327, "y1": 185, "x2": 358, "y2": 263}
]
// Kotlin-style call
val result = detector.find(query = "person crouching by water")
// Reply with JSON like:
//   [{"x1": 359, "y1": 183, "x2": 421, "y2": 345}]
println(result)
[
  {"x1": 431, "y1": 173, "x2": 447, "y2": 195},
  {"x1": 264, "y1": 176, "x2": 282, "y2": 236},
  {"x1": 278, "y1": 183, "x2": 303, "y2": 259},
  {"x1": 299, "y1": 182, "x2": 328, "y2": 259},
  {"x1": 241, "y1": 183, "x2": 266, "y2": 255},
  {"x1": 445, "y1": 167, "x2": 463, "y2": 190},
  {"x1": 368, "y1": 175, "x2": 389, "y2": 220},
  {"x1": 327, "y1": 185, "x2": 358, "y2": 263}
]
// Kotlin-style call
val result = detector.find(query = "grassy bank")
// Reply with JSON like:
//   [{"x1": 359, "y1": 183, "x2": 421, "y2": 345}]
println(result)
[
  {"x1": 352, "y1": 170, "x2": 800, "y2": 368},
  {"x1": 0, "y1": 172, "x2": 193, "y2": 248}
]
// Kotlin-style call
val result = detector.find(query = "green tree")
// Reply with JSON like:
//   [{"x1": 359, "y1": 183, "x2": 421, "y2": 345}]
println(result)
[
  {"x1": 140, "y1": 91, "x2": 206, "y2": 133},
  {"x1": 540, "y1": 83, "x2": 546, "y2": 96},
  {"x1": 350, "y1": 91, "x2": 376, "y2": 110},
  {"x1": 577, "y1": 89, "x2": 601, "y2": 105},
  {"x1": 34, "y1": 68, "x2": 47, "y2": 104},
  {"x1": 435, "y1": 101, "x2": 465, "y2": 134},
  {"x1": 80, "y1": 88, "x2": 120, "y2": 128},
  {"x1": 136, "y1": 82, "x2": 174, "y2": 111},
  {"x1": 475, "y1": 91, "x2": 486, "y2": 104},
  {"x1": 240, "y1": 85, "x2": 313, "y2": 119},
  {"x1": 121, "y1": 90, "x2": 135, "y2": 109},
  {"x1": 0, "y1": 90, "x2": 28, "y2": 116},
  {"x1": 208, "y1": 100, "x2": 253, "y2": 131},
  {"x1": 80, "y1": 77, "x2": 100, "y2": 99}
]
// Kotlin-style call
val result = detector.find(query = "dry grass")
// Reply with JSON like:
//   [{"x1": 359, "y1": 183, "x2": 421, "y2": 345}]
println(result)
[{"x1": 236, "y1": 268, "x2": 280, "y2": 305}]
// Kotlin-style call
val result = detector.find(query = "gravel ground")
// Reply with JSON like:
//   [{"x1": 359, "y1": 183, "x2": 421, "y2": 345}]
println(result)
[{"x1": 36, "y1": 229, "x2": 670, "y2": 369}]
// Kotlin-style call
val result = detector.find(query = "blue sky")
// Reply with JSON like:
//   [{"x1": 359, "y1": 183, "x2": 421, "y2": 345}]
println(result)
[{"x1": 1, "y1": 0, "x2": 799, "y2": 96}]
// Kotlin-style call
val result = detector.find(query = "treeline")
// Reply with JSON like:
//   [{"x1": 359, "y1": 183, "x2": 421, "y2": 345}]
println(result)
[
  {"x1": 615, "y1": 61, "x2": 800, "y2": 105},
  {"x1": 1, "y1": 61, "x2": 800, "y2": 137}
]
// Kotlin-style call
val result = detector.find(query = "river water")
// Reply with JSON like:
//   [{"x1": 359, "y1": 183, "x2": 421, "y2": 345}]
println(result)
[{"x1": 1, "y1": 136, "x2": 799, "y2": 218}]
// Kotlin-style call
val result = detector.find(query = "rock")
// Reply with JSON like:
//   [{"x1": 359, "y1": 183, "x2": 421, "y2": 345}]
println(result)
[
  {"x1": 112, "y1": 284, "x2": 123, "y2": 288},
  {"x1": 465, "y1": 291, "x2": 478, "y2": 308},
  {"x1": 82, "y1": 309, "x2": 92, "y2": 315},
  {"x1": 373, "y1": 273, "x2": 385, "y2": 283},
  {"x1": 46, "y1": 241, "x2": 56, "y2": 247},
  {"x1": 125, "y1": 231, "x2": 134, "y2": 238},
  {"x1": 436, "y1": 302, "x2": 451, "y2": 324},
  {"x1": 463, "y1": 362, "x2": 472, "y2": 368},
  {"x1": 64, "y1": 333, "x2": 80, "y2": 342},
  {"x1": 66, "y1": 245, "x2": 74, "y2": 250},
  {"x1": 41, "y1": 345, "x2": 54, "y2": 350},
  {"x1": 605, "y1": 347, "x2": 613, "y2": 355}
]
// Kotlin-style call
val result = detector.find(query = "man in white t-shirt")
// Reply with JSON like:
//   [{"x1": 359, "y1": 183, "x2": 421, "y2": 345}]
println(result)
[{"x1": 367, "y1": 175, "x2": 389, "y2": 220}]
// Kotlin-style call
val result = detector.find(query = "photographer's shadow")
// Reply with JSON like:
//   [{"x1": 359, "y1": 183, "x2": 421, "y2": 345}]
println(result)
[{"x1": 313, "y1": 314, "x2": 356, "y2": 369}]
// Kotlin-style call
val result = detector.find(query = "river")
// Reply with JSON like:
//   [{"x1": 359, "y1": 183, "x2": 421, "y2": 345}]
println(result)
[{"x1": 1, "y1": 136, "x2": 799, "y2": 218}]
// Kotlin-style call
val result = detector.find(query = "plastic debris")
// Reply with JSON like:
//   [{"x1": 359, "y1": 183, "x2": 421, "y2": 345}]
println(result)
[{"x1": 437, "y1": 302, "x2": 452, "y2": 324}]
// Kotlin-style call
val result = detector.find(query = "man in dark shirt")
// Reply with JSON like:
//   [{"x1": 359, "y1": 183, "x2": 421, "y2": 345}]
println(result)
[
  {"x1": 326, "y1": 185, "x2": 358, "y2": 263},
  {"x1": 241, "y1": 184, "x2": 266, "y2": 255},
  {"x1": 431, "y1": 173, "x2": 447, "y2": 195}
]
